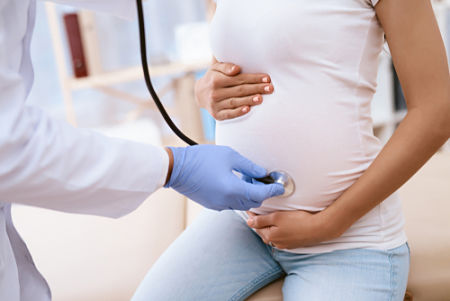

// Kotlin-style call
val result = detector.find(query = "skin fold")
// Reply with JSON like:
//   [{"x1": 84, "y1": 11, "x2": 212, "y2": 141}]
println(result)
[{"x1": 195, "y1": 0, "x2": 450, "y2": 250}]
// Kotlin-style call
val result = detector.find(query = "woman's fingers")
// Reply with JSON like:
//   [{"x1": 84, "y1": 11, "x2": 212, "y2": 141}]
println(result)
[
  {"x1": 216, "y1": 95, "x2": 262, "y2": 110},
  {"x1": 210, "y1": 61, "x2": 271, "y2": 86},
  {"x1": 228, "y1": 83, "x2": 274, "y2": 98},
  {"x1": 255, "y1": 228, "x2": 274, "y2": 245},
  {"x1": 247, "y1": 213, "x2": 275, "y2": 229},
  {"x1": 215, "y1": 106, "x2": 252, "y2": 121},
  {"x1": 212, "y1": 83, "x2": 274, "y2": 101},
  {"x1": 211, "y1": 62, "x2": 241, "y2": 76},
  {"x1": 209, "y1": 70, "x2": 271, "y2": 90},
  {"x1": 220, "y1": 72, "x2": 272, "y2": 88},
  {"x1": 195, "y1": 60, "x2": 274, "y2": 121}
]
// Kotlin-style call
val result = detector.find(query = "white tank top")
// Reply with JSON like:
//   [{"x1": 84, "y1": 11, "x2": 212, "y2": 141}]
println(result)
[{"x1": 211, "y1": 0, "x2": 407, "y2": 253}]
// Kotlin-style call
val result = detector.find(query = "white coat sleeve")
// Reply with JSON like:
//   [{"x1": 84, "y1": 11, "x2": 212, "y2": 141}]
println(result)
[
  {"x1": 0, "y1": 74, "x2": 169, "y2": 218},
  {"x1": 48, "y1": 0, "x2": 136, "y2": 19}
]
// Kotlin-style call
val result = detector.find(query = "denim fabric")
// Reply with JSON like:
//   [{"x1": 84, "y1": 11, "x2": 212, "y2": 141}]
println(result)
[{"x1": 131, "y1": 210, "x2": 409, "y2": 301}]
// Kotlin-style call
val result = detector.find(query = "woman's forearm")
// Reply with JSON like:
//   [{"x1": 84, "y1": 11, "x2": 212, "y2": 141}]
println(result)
[
  {"x1": 320, "y1": 105, "x2": 450, "y2": 237},
  {"x1": 318, "y1": 0, "x2": 450, "y2": 240}
]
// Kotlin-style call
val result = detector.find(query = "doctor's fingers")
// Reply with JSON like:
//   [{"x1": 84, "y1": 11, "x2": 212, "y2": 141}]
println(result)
[
  {"x1": 234, "y1": 198, "x2": 262, "y2": 211},
  {"x1": 245, "y1": 182, "x2": 285, "y2": 204}
]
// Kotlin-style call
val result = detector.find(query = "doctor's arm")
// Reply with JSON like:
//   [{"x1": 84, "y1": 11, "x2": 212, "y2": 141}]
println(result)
[
  {"x1": 0, "y1": 105, "x2": 282, "y2": 217},
  {"x1": 248, "y1": 0, "x2": 450, "y2": 249},
  {"x1": 0, "y1": 102, "x2": 169, "y2": 218},
  {"x1": 0, "y1": 1, "x2": 283, "y2": 218}
]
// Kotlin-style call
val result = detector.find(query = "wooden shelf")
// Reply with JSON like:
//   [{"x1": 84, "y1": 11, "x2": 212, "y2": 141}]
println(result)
[
  {"x1": 45, "y1": 2, "x2": 210, "y2": 136},
  {"x1": 68, "y1": 60, "x2": 210, "y2": 90}
]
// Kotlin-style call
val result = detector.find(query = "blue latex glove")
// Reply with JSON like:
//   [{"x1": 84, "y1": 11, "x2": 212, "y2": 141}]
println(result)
[{"x1": 165, "y1": 145, "x2": 284, "y2": 211}]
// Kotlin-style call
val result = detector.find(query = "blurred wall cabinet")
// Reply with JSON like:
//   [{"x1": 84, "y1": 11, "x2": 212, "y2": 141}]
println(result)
[{"x1": 45, "y1": 3, "x2": 209, "y2": 144}]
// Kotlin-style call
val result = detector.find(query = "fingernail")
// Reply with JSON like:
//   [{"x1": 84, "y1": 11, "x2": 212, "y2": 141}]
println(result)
[
  {"x1": 230, "y1": 66, "x2": 237, "y2": 73},
  {"x1": 262, "y1": 77, "x2": 269, "y2": 83},
  {"x1": 264, "y1": 85, "x2": 272, "y2": 92},
  {"x1": 242, "y1": 107, "x2": 249, "y2": 112},
  {"x1": 253, "y1": 96, "x2": 260, "y2": 103},
  {"x1": 248, "y1": 218, "x2": 254, "y2": 225}
]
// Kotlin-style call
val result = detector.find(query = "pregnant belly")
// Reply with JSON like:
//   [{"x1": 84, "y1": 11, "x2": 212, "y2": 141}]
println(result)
[{"x1": 215, "y1": 92, "x2": 382, "y2": 214}]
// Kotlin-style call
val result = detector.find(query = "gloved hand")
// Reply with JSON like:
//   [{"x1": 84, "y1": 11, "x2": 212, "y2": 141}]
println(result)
[{"x1": 165, "y1": 145, "x2": 284, "y2": 211}]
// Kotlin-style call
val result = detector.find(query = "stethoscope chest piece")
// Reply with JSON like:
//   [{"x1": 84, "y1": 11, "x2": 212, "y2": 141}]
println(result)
[{"x1": 268, "y1": 171, "x2": 295, "y2": 197}]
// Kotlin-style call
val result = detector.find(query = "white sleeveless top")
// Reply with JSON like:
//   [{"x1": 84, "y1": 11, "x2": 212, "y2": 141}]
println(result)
[{"x1": 211, "y1": 0, "x2": 407, "y2": 253}]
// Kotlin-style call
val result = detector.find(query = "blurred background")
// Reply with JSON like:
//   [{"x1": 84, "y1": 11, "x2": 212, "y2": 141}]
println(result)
[{"x1": 11, "y1": 1, "x2": 450, "y2": 300}]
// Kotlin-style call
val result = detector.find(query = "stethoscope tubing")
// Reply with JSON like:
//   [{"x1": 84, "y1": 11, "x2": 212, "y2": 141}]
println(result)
[
  {"x1": 136, "y1": 0, "x2": 276, "y2": 185},
  {"x1": 136, "y1": 0, "x2": 198, "y2": 146}
]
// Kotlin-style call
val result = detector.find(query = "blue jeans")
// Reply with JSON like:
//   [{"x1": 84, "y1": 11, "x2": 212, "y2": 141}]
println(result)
[{"x1": 131, "y1": 210, "x2": 410, "y2": 301}]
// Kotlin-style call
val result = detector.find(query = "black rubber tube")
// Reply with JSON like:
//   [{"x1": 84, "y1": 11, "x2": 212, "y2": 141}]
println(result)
[{"x1": 136, "y1": 0, "x2": 198, "y2": 146}]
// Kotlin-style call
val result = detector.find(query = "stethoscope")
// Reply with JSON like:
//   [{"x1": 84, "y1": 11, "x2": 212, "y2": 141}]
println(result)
[{"x1": 135, "y1": 0, "x2": 295, "y2": 197}]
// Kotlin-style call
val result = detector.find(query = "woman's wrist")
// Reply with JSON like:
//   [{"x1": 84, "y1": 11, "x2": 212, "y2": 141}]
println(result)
[
  {"x1": 315, "y1": 207, "x2": 350, "y2": 241},
  {"x1": 194, "y1": 79, "x2": 207, "y2": 109}
]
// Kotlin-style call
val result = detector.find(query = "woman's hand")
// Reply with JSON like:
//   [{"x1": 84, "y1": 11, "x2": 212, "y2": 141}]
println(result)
[
  {"x1": 247, "y1": 210, "x2": 341, "y2": 250},
  {"x1": 195, "y1": 60, "x2": 274, "y2": 121}
]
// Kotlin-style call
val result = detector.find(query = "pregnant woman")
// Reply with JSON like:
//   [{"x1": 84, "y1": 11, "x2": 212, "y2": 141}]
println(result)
[{"x1": 132, "y1": 0, "x2": 450, "y2": 300}]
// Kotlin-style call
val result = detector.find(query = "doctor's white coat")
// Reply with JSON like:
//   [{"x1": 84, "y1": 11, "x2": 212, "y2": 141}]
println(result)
[{"x1": 0, "y1": 0, "x2": 169, "y2": 300}]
